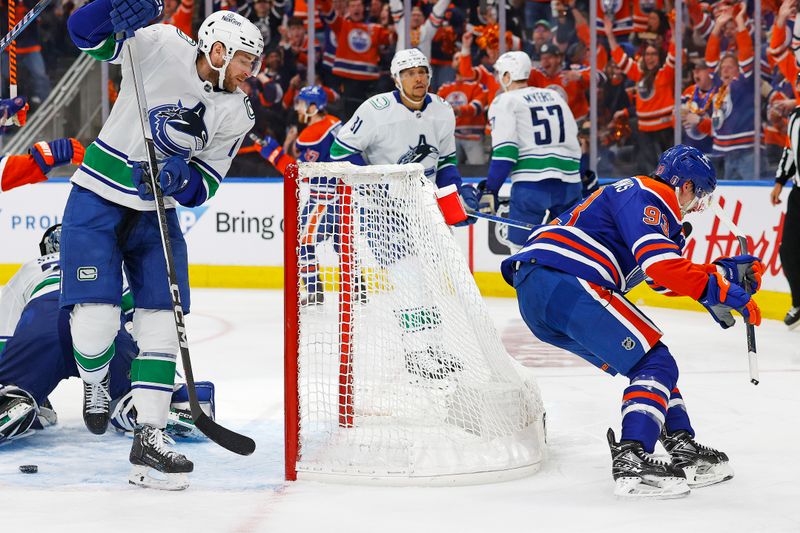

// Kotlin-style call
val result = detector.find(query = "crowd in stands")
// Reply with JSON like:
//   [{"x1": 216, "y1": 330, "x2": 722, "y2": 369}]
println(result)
[{"x1": 4, "y1": 0, "x2": 799, "y2": 180}]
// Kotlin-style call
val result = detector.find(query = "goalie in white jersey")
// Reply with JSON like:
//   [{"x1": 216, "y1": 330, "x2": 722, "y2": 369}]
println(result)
[
  {"x1": 478, "y1": 51, "x2": 583, "y2": 247},
  {"x1": 329, "y1": 48, "x2": 479, "y2": 382},
  {"x1": 64, "y1": 1, "x2": 262, "y2": 490}
]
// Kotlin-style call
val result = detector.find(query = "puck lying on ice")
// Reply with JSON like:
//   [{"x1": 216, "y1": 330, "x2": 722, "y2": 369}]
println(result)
[{"x1": 19, "y1": 464, "x2": 38, "y2": 474}]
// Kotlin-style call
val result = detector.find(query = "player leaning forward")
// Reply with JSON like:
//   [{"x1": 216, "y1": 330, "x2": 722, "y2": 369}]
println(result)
[
  {"x1": 66, "y1": 1, "x2": 262, "y2": 489},
  {"x1": 504, "y1": 145, "x2": 764, "y2": 498}
]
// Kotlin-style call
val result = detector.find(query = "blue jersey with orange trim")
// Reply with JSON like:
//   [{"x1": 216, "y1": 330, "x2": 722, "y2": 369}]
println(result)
[
  {"x1": 297, "y1": 114, "x2": 342, "y2": 199},
  {"x1": 501, "y1": 176, "x2": 712, "y2": 299}
]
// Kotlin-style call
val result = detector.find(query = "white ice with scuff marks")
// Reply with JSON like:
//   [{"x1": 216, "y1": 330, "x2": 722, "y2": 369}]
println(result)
[{"x1": 2, "y1": 288, "x2": 799, "y2": 532}]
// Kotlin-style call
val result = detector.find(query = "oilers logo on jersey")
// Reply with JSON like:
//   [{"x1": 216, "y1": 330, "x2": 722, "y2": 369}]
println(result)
[
  {"x1": 397, "y1": 135, "x2": 439, "y2": 174},
  {"x1": 348, "y1": 29, "x2": 371, "y2": 53},
  {"x1": 149, "y1": 101, "x2": 209, "y2": 158}
]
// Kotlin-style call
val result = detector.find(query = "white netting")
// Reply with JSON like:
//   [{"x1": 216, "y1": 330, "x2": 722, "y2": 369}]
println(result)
[{"x1": 291, "y1": 162, "x2": 546, "y2": 485}]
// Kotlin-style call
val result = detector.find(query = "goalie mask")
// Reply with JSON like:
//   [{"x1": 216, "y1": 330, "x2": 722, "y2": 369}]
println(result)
[
  {"x1": 197, "y1": 11, "x2": 264, "y2": 91},
  {"x1": 39, "y1": 223, "x2": 61, "y2": 256},
  {"x1": 390, "y1": 48, "x2": 431, "y2": 105},
  {"x1": 0, "y1": 386, "x2": 39, "y2": 444}
]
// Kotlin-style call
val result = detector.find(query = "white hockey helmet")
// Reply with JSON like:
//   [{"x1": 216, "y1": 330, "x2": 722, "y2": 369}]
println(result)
[
  {"x1": 391, "y1": 48, "x2": 431, "y2": 104},
  {"x1": 494, "y1": 51, "x2": 532, "y2": 90},
  {"x1": 197, "y1": 11, "x2": 264, "y2": 91}
]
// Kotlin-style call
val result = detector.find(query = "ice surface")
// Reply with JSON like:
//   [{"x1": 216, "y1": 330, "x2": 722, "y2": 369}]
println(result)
[{"x1": 2, "y1": 288, "x2": 799, "y2": 532}]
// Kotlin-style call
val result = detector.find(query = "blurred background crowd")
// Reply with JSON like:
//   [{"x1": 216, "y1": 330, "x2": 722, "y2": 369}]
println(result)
[{"x1": 1, "y1": 0, "x2": 797, "y2": 179}]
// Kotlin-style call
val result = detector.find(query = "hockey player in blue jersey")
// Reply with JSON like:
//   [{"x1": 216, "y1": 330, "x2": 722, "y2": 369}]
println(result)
[
  {"x1": 258, "y1": 85, "x2": 348, "y2": 306},
  {"x1": 502, "y1": 145, "x2": 765, "y2": 499},
  {"x1": 0, "y1": 226, "x2": 215, "y2": 445}
]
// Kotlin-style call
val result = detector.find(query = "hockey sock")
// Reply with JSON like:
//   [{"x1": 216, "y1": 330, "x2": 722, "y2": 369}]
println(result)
[
  {"x1": 664, "y1": 387, "x2": 695, "y2": 436},
  {"x1": 621, "y1": 342, "x2": 678, "y2": 453},
  {"x1": 131, "y1": 352, "x2": 176, "y2": 428},
  {"x1": 73, "y1": 343, "x2": 114, "y2": 384},
  {"x1": 300, "y1": 262, "x2": 322, "y2": 295}
]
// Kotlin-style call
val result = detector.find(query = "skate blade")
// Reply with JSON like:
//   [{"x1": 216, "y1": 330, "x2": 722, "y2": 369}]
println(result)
[
  {"x1": 684, "y1": 463, "x2": 735, "y2": 488},
  {"x1": 614, "y1": 476, "x2": 691, "y2": 499},
  {"x1": 129, "y1": 465, "x2": 189, "y2": 491}
]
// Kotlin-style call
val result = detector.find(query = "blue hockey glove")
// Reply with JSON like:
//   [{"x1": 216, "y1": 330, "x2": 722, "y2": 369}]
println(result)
[
  {"x1": 712, "y1": 254, "x2": 764, "y2": 294},
  {"x1": 0, "y1": 96, "x2": 28, "y2": 126},
  {"x1": 699, "y1": 272, "x2": 761, "y2": 329},
  {"x1": 30, "y1": 138, "x2": 85, "y2": 174},
  {"x1": 131, "y1": 156, "x2": 190, "y2": 201},
  {"x1": 258, "y1": 135, "x2": 285, "y2": 165},
  {"x1": 110, "y1": 0, "x2": 163, "y2": 34},
  {"x1": 476, "y1": 179, "x2": 498, "y2": 215},
  {"x1": 455, "y1": 184, "x2": 478, "y2": 227}
]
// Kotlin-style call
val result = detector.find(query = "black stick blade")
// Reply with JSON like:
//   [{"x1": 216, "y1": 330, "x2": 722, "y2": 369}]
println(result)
[{"x1": 195, "y1": 414, "x2": 256, "y2": 456}]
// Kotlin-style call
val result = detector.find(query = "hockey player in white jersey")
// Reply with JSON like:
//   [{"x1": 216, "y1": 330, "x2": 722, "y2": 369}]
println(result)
[
  {"x1": 478, "y1": 51, "x2": 583, "y2": 248},
  {"x1": 65, "y1": 1, "x2": 262, "y2": 489},
  {"x1": 330, "y1": 48, "x2": 478, "y2": 382}
]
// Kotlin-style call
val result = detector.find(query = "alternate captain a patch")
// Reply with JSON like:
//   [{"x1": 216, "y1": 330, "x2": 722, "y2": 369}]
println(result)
[{"x1": 149, "y1": 101, "x2": 209, "y2": 158}]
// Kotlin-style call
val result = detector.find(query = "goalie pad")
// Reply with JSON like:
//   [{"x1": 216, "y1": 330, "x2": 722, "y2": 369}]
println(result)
[
  {"x1": 0, "y1": 385, "x2": 39, "y2": 444},
  {"x1": 110, "y1": 381, "x2": 215, "y2": 438}
]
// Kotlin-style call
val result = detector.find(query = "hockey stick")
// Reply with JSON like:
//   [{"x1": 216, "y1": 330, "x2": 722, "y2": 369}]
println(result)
[
  {"x1": 123, "y1": 31, "x2": 256, "y2": 454},
  {"x1": 0, "y1": 0, "x2": 50, "y2": 53},
  {"x1": 466, "y1": 209, "x2": 538, "y2": 230},
  {"x1": 711, "y1": 198, "x2": 759, "y2": 386},
  {"x1": 8, "y1": 0, "x2": 16, "y2": 100}
]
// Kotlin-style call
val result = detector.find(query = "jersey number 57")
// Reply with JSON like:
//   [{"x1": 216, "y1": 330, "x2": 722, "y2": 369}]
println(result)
[{"x1": 530, "y1": 105, "x2": 565, "y2": 145}]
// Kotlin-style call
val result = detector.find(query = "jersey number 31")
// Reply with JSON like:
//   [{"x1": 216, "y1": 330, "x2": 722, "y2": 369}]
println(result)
[{"x1": 530, "y1": 105, "x2": 565, "y2": 145}]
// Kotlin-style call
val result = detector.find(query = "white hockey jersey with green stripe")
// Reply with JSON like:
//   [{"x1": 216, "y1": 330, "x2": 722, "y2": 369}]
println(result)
[
  {"x1": 488, "y1": 87, "x2": 581, "y2": 183},
  {"x1": 330, "y1": 91, "x2": 458, "y2": 181},
  {"x1": 72, "y1": 25, "x2": 254, "y2": 211}
]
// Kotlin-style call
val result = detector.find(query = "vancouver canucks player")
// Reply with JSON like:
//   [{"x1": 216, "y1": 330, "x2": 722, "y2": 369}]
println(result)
[
  {"x1": 478, "y1": 51, "x2": 582, "y2": 248},
  {"x1": 0, "y1": 226, "x2": 216, "y2": 445},
  {"x1": 65, "y1": 1, "x2": 262, "y2": 489},
  {"x1": 503, "y1": 145, "x2": 763, "y2": 498},
  {"x1": 330, "y1": 48, "x2": 478, "y2": 382}
]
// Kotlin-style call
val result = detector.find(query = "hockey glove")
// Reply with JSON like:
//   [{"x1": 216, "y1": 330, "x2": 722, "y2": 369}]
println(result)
[
  {"x1": 30, "y1": 138, "x2": 85, "y2": 174},
  {"x1": 131, "y1": 157, "x2": 191, "y2": 201},
  {"x1": 110, "y1": 0, "x2": 164, "y2": 33},
  {"x1": 258, "y1": 135, "x2": 285, "y2": 166},
  {"x1": 0, "y1": 97, "x2": 28, "y2": 126},
  {"x1": 699, "y1": 272, "x2": 761, "y2": 329},
  {"x1": 457, "y1": 185, "x2": 478, "y2": 226},
  {"x1": 476, "y1": 179, "x2": 498, "y2": 215},
  {"x1": 712, "y1": 254, "x2": 764, "y2": 294}
]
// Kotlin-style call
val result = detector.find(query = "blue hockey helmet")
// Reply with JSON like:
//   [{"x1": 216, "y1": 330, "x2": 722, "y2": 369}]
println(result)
[
  {"x1": 297, "y1": 85, "x2": 327, "y2": 111},
  {"x1": 654, "y1": 144, "x2": 716, "y2": 214},
  {"x1": 39, "y1": 223, "x2": 61, "y2": 256}
]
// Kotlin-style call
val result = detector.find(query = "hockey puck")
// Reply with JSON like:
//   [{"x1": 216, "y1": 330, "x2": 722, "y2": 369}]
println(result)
[{"x1": 19, "y1": 464, "x2": 38, "y2": 474}]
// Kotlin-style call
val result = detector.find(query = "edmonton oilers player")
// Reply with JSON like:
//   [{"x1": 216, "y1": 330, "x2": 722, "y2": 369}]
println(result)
[
  {"x1": 258, "y1": 86, "x2": 349, "y2": 305},
  {"x1": 0, "y1": 226, "x2": 215, "y2": 445},
  {"x1": 502, "y1": 145, "x2": 764, "y2": 498},
  {"x1": 65, "y1": 1, "x2": 262, "y2": 489},
  {"x1": 329, "y1": 48, "x2": 479, "y2": 382}
]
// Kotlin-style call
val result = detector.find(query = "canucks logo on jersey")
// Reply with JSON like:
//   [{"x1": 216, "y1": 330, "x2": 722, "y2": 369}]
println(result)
[
  {"x1": 149, "y1": 101, "x2": 209, "y2": 159},
  {"x1": 397, "y1": 135, "x2": 439, "y2": 176}
]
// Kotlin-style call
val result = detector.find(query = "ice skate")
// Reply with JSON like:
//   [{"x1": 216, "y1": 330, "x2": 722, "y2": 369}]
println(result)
[
  {"x1": 784, "y1": 306, "x2": 800, "y2": 329},
  {"x1": 82, "y1": 375, "x2": 110, "y2": 435},
  {"x1": 404, "y1": 346, "x2": 463, "y2": 380},
  {"x1": 129, "y1": 424, "x2": 193, "y2": 491},
  {"x1": 300, "y1": 291, "x2": 325, "y2": 306},
  {"x1": 607, "y1": 428, "x2": 690, "y2": 499},
  {"x1": 660, "y1": 429, "x2": 734, "y2": 488}
]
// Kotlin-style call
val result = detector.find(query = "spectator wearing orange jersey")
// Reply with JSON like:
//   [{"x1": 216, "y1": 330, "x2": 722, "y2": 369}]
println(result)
[
  {"x1": 438, "y1": 53, "x2": 489, "y2": 165},
  {"x1": 596, "y1": 0, "x2": 634, "y2": 40},
  {"x1": 528, "y1": 42, "x2": 590, "y2": 123},
  {"x1": 457, "y1": 30, "x2": 501, "y2": 103},
  {"x1": 162, "y1": 0, "x2": 194, "y2": 37},
  {"x1": 605, "y1": 17, "x2": 675, "y2": 174},
  {"x1": 320, "y1": 0, "x2": 395, "y2": 119}
]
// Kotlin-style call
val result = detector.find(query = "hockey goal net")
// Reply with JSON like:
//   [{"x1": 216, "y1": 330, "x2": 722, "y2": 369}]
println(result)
[{"x1": 284, "y1": 162, "x2": 546, "y2": 485}]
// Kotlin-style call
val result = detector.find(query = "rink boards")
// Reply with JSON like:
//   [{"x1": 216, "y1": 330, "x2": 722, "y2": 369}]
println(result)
[{"x1": 0, "y1": 177, "x2": 791, "y2": 319}]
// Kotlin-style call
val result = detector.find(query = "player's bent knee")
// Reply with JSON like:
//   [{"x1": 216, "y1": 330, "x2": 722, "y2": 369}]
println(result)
[
  {"x1": 71, "y1": 303, "x2": 122, "y2": 355},
  {"x1": 133, "y1": 309, "x2": 179, "y2": 354},
  {"x1": 626, "y1": 341, "x2": 679, "y2": 385}
]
